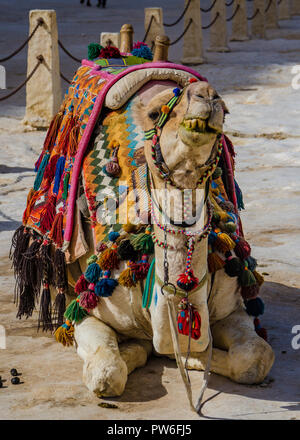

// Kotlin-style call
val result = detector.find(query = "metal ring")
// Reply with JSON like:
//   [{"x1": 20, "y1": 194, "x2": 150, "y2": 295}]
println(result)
[{"x1": 161, "y1": 282, "x2": 177, "y2": 296}]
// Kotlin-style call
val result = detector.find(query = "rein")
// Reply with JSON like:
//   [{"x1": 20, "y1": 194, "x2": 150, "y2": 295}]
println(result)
[{"x1": 144, "y1": 80, "x2": 222, "y2": 413}]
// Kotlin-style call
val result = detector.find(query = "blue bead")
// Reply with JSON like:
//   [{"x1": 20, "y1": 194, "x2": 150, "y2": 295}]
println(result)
[
  {"x1": 178, "y1": 323, "x2": 183, "y2": 330},
  {"x1": 173, "y1": 87, "x2": 181, "y2": 96}
]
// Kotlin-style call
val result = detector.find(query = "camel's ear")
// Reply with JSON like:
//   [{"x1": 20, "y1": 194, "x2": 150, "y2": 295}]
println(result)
[{"x1": 221, "y1": 99, "x2": 229, "y2": 115}]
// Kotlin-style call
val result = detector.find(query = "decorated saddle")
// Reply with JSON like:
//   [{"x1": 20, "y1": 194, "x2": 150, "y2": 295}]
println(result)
[{"x1": 10, "y1": 43, "x2": 267, "y2": 346}]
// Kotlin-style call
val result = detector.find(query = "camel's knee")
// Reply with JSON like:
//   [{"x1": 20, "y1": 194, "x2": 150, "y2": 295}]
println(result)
[
  {"x1": 228, "y1": 336, "x2": 274, "y2": 384},
  {"x1": 83, "y1": 347, "x2": 128, "y2": 397}
]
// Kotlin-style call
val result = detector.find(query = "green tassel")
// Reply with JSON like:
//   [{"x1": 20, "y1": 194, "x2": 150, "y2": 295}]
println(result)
[
  {"x1": 64, "y1": 297, "x2": 88, "y2": 323},
  {"x1": 87, "y1": 254, "x2": 98, "y2": 265},
  {"x1": 33, "y1": 152, "x2": 50, "y2": 191},
  {"x1": 239, "y1": 268, "x2": 257, "y2": 287},
  {"x1": 62, "y1": 171, "x2": 70, "y2": 201},
  {"x1": 130, "y1": 227, "x2": 154, "y2": 254}
]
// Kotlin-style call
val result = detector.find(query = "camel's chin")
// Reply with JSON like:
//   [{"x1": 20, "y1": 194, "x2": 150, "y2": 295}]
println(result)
[{"x1": 178, "y1": 124, "x2": 218, "y2": 147}]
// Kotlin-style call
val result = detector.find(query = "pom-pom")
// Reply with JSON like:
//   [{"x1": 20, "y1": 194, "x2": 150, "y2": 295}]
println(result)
[
  {"x1": 224, "y1": 256, "x2": 244, "y2": 277},
  {"x1": 177, "y1": 269, "x2": 199, "y2": 292},
  {"x1": 219, "y1": 200, "x2": 235, "y2": 212},
  {"x1": 87, "y1": 254, "x2": 98, "y2": 265},
  {"x1": 98, "y1": 243, "x2": 120, "y2": 270},
  {"x1": 221, "y1": 221, "x2": 237, "y2": 233},
  {"x1": 214, "y1": 232, "x2": 236, "y2": 254},
  {"x1": 208, "y1": 230, "x2": 218, "y2": 245},
  {"x1": 123, "y1": 222, "x2": 138, "y2": 233},
  {"x1": 118, "y1": 266, "x2": 137, "y2": 288},
  {"x1": 239, "y1": 267, "x2": 257, "y2": 287},
  {"x1": 64, "y1": 298, "x2": 88, "y2": 323},
  {"x1": 245, "y1": 297, "x2": 265, "y2": 316},
  {"x1": 130, "y1": 255, "x2": 150, "y2": 281},
  {"x1": 99, "y1": 46, "x2": 120, "y2": 59},
  {"x1": 131, "y1": 44, "x2": 153, "y2": 60},
  {"x1": 161, "y1": 105, "x2": 170, "y2": 114},
  {"x1": 234, "y1": 238, "x2": 251, "y2": 260},
  {"x1": 95, "y1": 271, "x2": 118, "y2": 297},
  {"x1": 108, "y1": 231, "x2": 120, "y2": 242},
  {"x1": 54, "y1": 321, "x2": 74, "y2": 346},
  {"x1": 254, "y1": 318, "x2": 267, "y2": 340},
  {"x1": 88, "y1": 42, "x2": 103, "y2": 60},
  {"x1": 84, "y1": 262, "x2": 102, "y2": 283},
  {"x1": 96, "y1": 242, "x2": 108, "y2": 254},
  {"x1": 241, "y1": 283, "x2": 260, "y2": 300},
  {"x1": 103, "y1": 160, "x2": 121, "y2": 177},
  {"x1": 130, "y1": 227, "x2": 154, "y2": 254},
  {"x1": 117, "y1": 239, "x2": 138, "y2": 261},
  {"x1": 79, "y1": 290, "x2": 99, "y2": 310},
  {"x1": 74, "y1": 274, "x2": 89, "y2": 295},
  {"x1": 253, "y1": 270, "x2": 264, "y2": 286},
  {"x1": 189, "y1": 78, "x2": 197, "y2": 83},
  {"x1": 207, "y1": 252, "x2": 225, "y2": 273},
  {"x1": 173, "y1": 87, "x2": 181, "y2": 97}
]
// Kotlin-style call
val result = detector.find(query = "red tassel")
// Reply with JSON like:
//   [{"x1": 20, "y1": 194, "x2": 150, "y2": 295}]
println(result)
[
  {"x1": 49, "y1": 210, "x2": 64, "y2": 248},
  {"x1": 39, "y1": 194, "x2": 57, "y2": 234},
  {"x1": 177, "y1": 299, "x2": 201, "y2": 340},
  {"x1": 42, "y1": 154, "x2": 60, "y2": 191},
  {"x1": 79, "y1": 290, "x2": 99, "y2": 310},
  {"x1": 177, "y1": 269, "x2": 199, "y2": 292},
  {"x1": 43, "y1": 110, "x2": 64, "y2": 153},
  {"x1": 68, "y1": 120, "x2": 80, "y2": 157},
  {"x1": 59, "y1": 113, "x2": 75, "y2": 156},
  {"x1": 74, "y1": 274, "x2": 89, "y2": 295},
  {"x1": 234, "y1": 237, "x2": 251, "y2": 260},
  {"x1": 130, "y1": 255, "x2": 150, "y2": 280}
]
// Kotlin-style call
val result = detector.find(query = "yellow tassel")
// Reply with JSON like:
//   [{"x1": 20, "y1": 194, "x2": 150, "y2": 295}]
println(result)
[
  {"x1": 123, "y1": 222, "x2": 138, "y2": 233},
  {"x1": 98, "y1": 243, "x2": 119, "y2": 270},
  {"x1": 54, "y1": 322, "x2": 74, "y2": 347},
  {"x1": 253, "y1": 270, "x2": 264, "y2": 286},
  {"x1": 214, "y1": 232, "x2": 236, "y2": 253},
  {"x1": 118, "y1": 267, "x2": 136, "y2": 288},
  {"x1": 207, "y1": 252, "x2": 225, "y2": 273}
]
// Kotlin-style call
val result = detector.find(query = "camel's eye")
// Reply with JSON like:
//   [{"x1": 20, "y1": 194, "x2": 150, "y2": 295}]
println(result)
[
  {"x1": 148, "y1": 110, "x2": 160, "y2": 121},
  {"x1": 196, "y1": 94, "x2": 204, "y2": 99}
]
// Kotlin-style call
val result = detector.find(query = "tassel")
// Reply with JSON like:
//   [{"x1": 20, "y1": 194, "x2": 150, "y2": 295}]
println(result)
[
  {"x1": 39, "y1": 194, "x2": 57, "y2": 234},
  {"x1": 207, "y1": 251, "x2": 225, "y2": 273},
  {"x1": 130, "y1": 255, "x2": 150, "y2": 281},
  {"x1": 54, "y1": 320, "x2": 74, "y2": 346},
  {"x1": 253, "y1": 270, "x2": 264, "y2": 286},
  {"x1": 117, "y1": 239, "x2": 138, "y2": 261},
  {"x1": 59, "y1": 112, "x2": 75, "y2": 156},
  {"x1": 95, "y1": 270, "x2": 118, "y2": 297},
  {"x1": 241, "y1": 283, "x2": 260, "y2": 300},
  {"x1": 224, "y1": 256, "x2": 244, "y2": 277},
  {"x1": 130, "y1": 227, "x2": 154, "y2": 254},
  {"x1": 34, "y1": 151, "x2": 45, "y2": 172},
  {"x1": 40, "y1": 239, "x2": 54, "y2": 285},
  {"x1": 177, "y1": 269, "x2": 199, "y2": 292},
  {"x1": 177, "y1": 298, "x2": 201, "y2": 340},
  {"x1": 62, "y1": 170, "x2": 70, "y2": 201},
  {"x1": 53, "y1": 156, "x2": 66, "y2": 195},
  {"x1": 84, "y1": 262, "x2": 102, "y2": 283},
  {"x1": 53, "y1": 289, "x2": 66, "y2": 328},
  {"x1": 38, "y1": 283, "x2": 53, "y2": 331},
  {"x1": 64, "y1": 297, "x2": 88, "y2": 323},
  {"x1": 220, "y1": 221, "x2": 237, "y2": 234},
  {"x1": 33, "y1": 152, "x2": 50, "y2": 191},
  {"x1": 108, "y1": 231, "x2": 120, "y2": 242},
  {"x1": 123, "y1": 222, "x2": 139, "y2": 233},
  {"x1": 10, "y1": 226, "x2": 30, "y2": 277},
  {"x1": 96, "y1": 242, "x2": 108, "y2": 254},
  {"x1": 118, "y1": 265, "x2": 137, "y2": 288},
  {"x1": 68, "y1": 120, "x2": 80, "y2": 157},
  {"x1": 103, "y1": 147, "x2": 121, "y2": 177},
  {"x1": 254, "y1": 318, "x2": 267, "y2": 341},
  {"x1": 234, "y1": 237, "x2": 251, "y2": 260},
  {"x1": 214, "y1": 232, "x2": 236, "y2": 254},
  {"x1": 74, "y1": 274, "x2": 89, "y2": 295},
  {"x1": 79, "y1": 289, "x2": 99, "y2": 310},
  {"x1": 98, "y1": 243, "x2": 120, "y2": 270},
  {"x1": 246, "y1": 256, "x2": 257, "y2": 272},
  {"x1": 234, "y1": 179, "x2": 245, "y2": 210},
  {"x1": 86, "y1": 254, "x2": 98, "y2": 265},
  {"x1": 239, "y1": 267, "x2": 257, "y2": 287},
  {"x1": 43, "y1": 110, "x2": 64, "y2": 153},
  {"x1": 245, "y1": 297, "x2": 265, "y2": 317},
  {"x1": 49, "y1": 210, "x2": 64, "y2": 248},
  {"x1": 42, "y1": 154, "x2": 60, "y2": 191},
  {"x1": 22, "y1": 189, "x2": 42, "y2": 225}
]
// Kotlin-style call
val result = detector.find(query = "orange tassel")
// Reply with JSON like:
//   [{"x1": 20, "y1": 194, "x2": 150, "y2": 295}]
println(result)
[
  {"x1": 58, "y1": 112, "x2": 75, "y2": 156},
  {"x1": 22, "y1": 189, "x2": 42, "y2": 225},
  {"x1": 68, "y1": 120, "x2": 80, "y2": 157},
  {"x1": 43, "y1": 110, "x2": 64, "y2": 153},
  {"x1": 98, "y1": 243, "x2": 120, "y2": 270},
  {"x1": 39, "y1": 194, "x2": 57, "y2": 234},
  {"x1": 49, "y1": 210, "x2": 64, "y2": 248}
]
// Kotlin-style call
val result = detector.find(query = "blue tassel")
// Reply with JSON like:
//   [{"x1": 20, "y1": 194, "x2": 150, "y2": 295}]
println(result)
[
  {"x1": 234, "y1": 179, "x2": 245, "y2": 210},
  {"x1": 95, "y1": 270, "x2": 118, "y2": 297},
  {"x1": 84, "y1": 262, "x2": 101, "y2": 284},
  {"x1": 246, "y1": 256, "x2": 257, "y2": 272},
  {"x1": 108, "y1": 231, "x2": 120, "y2": 242},
  {"x1": 33, "y1": 152, "x2": 50, "y2": 191},
  {"x1": 131, "y1": 46, "x2": 153, "y2": 61},
  {"x1": 245, "y1": 297, "x2": 265, "y2": 317},
  {"x1": 208, "y1": 230, "x2": 217, "y2": 245},
  {"x1": 53, "y1": 156, "x2": 66, "y2": 195}
]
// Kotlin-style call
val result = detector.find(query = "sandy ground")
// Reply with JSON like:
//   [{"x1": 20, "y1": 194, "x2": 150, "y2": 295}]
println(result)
[{"x1": 0, "y1": 0, "x2": 300, "y2": 420}]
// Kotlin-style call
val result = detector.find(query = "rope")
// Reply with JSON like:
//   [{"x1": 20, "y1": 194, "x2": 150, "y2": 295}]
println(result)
[
  {"x1": 225, "y1": 0, "x2": 235, "y2": 6},
  {"x1": 163, "y1": 0, "x2": 192, "y2": 27},
  {"x1": 202, "y1": 12, "x2": 220, "y2": 29},
  {"x1": 60, "y1": 72, "x2": 71, "y2": 84},
  {"x1": 227, "y1": 4, "x2": 240, "y2": 21},
  {"x1": 265, "y1": 0, "x2": 273, "y2": 13},
  {"x1": 201, "y1": 0, "x2": 218, "y2": 13},
  {"x1": 169, "y1": 18, "x2": 193, "y2": 46},
  {"x1": 247, "y1": 8, "x2": 259, "y2": 20},
  {"x1": 58, "y1": 40, "x2": 81, "y2": 63},
  {"x1": 0, "y1": 18, "x2": 44, "y2": 63},
  {"x1": 0, "y1": 55, "x2": 43, "y2": 102},
  {"x1": 142, "y1": 14, "x2": 154, "y2": 43}
]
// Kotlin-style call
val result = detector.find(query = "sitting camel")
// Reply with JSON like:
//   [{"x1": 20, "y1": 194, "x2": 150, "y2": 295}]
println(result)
[{"x1": 11, "y1": 56, "x2": 274, "y2": 411}]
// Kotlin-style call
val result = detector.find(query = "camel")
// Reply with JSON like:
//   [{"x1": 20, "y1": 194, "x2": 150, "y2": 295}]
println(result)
[{"x1": 11, "y1": 55, "x2": 274, "y2": 410}]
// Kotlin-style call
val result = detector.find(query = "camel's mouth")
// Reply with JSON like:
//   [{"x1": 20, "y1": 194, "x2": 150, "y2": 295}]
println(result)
[{"x1": 181, "y1": 116, "x2": 219, "y2": 134}]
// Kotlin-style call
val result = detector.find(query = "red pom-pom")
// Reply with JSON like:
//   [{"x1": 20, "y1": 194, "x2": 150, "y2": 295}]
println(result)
[
  {"x1": 189, "y1": 78, "x2": 198, "y2": 83},
  {"x1": 234, "y1": 238, "x2": 251, "y2": 260},
  {"x1": 177, "y1": 269, "x2": 199, "y2": 292},
  {"x1": 130, "y1": 255, "x2": 150, "y2": 280},
  {"x1": 79, "y1": 290, "x2": 99, "y2": 310},
  {"x1": 99, "y1": 46, "x2": 121, "y2": 59},
  {"x1": 74, "y1": 274, "x2": 89, "y2": 295},
  {"x1": 133, "y1": 41, "x2": 148, "y2": 49}
]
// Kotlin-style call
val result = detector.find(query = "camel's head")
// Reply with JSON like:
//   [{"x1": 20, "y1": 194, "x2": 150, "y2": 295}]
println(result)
[{"x1": 137, "y1": 80, "x2": 228, "y2": 189}]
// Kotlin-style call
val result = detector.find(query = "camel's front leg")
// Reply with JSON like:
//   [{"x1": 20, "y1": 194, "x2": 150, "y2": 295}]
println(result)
[
  {"x1": 185, "y1": 307, "x2": 274, "y2": 384},
  {"x1": 75, "y1": 316, "x2": 151, "y2": 397}
]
